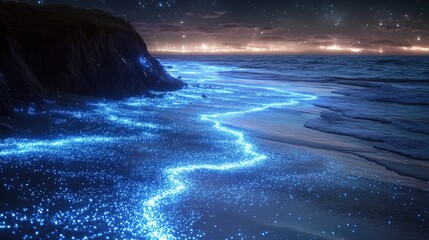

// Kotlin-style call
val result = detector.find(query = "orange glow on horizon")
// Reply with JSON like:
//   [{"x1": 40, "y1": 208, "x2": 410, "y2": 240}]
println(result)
[
  {"x1": 402, "y1": 46, "x2": 429, "y2": 52},
  {"x1": 319, "y1": 44, "x2": 363, "y2": 53},
  {"x1": 149, "y1": 42, "x2": 429, "y2": 55}
]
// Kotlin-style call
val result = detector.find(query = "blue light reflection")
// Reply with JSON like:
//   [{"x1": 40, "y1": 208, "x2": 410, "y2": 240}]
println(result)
[
  {"x1": 0, "y1": 59, "x2": 319, "y2": 239},
  {"x1": 141, "y1": 61, "x2": 316, "y2": 239}
]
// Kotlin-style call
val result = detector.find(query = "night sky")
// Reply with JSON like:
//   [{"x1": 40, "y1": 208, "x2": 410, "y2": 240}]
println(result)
[{"x1": 18, "y1": 0, "x2": 429, "y2": 54}]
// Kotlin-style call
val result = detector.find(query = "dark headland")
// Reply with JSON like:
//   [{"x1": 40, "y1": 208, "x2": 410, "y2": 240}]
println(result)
[{"x1": 0, "y1": 2, "x2": 185, "y2": 113}]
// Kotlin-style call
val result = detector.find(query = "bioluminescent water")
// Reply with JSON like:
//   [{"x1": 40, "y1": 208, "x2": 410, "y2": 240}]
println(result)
[{"x1": 0, "y1": 56, "x2": 428, "y2": 239}]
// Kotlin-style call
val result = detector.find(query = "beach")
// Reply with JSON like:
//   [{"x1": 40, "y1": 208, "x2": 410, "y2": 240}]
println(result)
[{"x1": 0, "y1": 55, "x2": 428, "y2": 239}]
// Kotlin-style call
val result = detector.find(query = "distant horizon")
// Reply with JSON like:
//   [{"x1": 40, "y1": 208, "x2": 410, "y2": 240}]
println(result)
[
  {"x1": 151, "y1": 51, "x2": 429, "y2": 56},
  {"x1": 139, "y1": 33, "x2": 429, "y2": 56}
]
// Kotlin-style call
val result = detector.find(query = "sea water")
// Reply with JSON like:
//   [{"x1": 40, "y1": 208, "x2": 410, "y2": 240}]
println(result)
[{"x1": 0, "y1": 55, "x2": 428, "y2": 239}]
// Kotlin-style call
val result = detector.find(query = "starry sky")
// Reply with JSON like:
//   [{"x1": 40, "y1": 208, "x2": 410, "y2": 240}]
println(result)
[{"x1": 18, "y1": 0, "x2": 429, "y2": 54}]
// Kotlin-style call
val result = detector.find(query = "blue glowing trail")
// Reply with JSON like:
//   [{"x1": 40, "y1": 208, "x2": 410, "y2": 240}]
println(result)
[
  {"x1": 0, "y1": 136, "x2": 115, "y2": 156},
  {"x1": 142, "y1": 87, "x2": 316, "y2": 239}
]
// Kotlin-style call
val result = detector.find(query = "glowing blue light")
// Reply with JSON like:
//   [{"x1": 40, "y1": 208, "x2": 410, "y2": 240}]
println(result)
[
  {"x1": 0, "y1": 59, "x2": 320, "y2": 239},
  {"x1": 139, "y1": 56, "x2": 153, "y2": 72},
  {"x1": 107, "y1": 115, "x2": 158, "y2": 129},
  {"x1": 141, "y1": 85, "x2": 316, "y2": 239},
  {"x1": 0, "y1": 136, "x2": 116, "y2": 156}
]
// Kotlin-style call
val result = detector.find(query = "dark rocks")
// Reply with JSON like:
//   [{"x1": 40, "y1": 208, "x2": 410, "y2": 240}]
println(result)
[{"x1": 0, "y1": 2, "x2": 185, "y2": 112}]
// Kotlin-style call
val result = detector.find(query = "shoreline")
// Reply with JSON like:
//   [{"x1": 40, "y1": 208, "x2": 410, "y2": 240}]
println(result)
[
  {"x1": 1, "y1": 55, "x2": 428, "y2": 239},
  {"x1": 4, "y1": 88, "x2": 426, "y2": 188}
]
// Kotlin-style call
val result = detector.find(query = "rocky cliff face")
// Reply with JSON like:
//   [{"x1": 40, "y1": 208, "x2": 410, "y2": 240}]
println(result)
[{"x1": 0, "y1": 2, "x2": 184, "y2": 111}]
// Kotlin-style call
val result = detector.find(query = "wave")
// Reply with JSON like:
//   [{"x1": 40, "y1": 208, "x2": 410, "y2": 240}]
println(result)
[
  {"x1": 159, "y1": 55, "x2": 429, "y2": 85},
  {"x1": 374, "y1": 138, "x2": 429, "y2": 161},
  {"x1": 304, "y1": 113, "x2": 384, "y2": 142},
  {"x1": 374, "y1": 58, "x2": 409, "y2": 65},
  {"x1": 391, "y1": 119, "x2": 429, "y2": 135},
  {"x1": 351, "y1": 153, "x2": 429, "y2": 182},
  {"x1": 332, "y1": 77, "x2": 429, "y2": 83},
  {"x1": 333, "y1": 84, "x2": 429, "y2": 106},
  {"x1": 313, "y1": 96, "x2": 429, "y2": 133},
  {"x1": 305, "y1": 111, "x2": 429, "y2": 161}
]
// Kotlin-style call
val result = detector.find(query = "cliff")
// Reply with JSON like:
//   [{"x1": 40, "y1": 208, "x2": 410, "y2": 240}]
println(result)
[{"x1": 0, "y1": 2, "x2": 184, "y2": 111}]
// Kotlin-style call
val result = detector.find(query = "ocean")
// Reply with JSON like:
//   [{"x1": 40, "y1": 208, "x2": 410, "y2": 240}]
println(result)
[{"x1": 0, "y1": 55, "x2": 428, "y2": 239}]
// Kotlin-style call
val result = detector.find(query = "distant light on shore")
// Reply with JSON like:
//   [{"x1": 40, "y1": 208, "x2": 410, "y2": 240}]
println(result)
[
  {"x1": 149, "y1": 42, "x2": 427, "y2": 55},
  {"x1": 402, "y1": 46, "x2": 429, "y2": 52},
  {"x1": 319, "y1": 44, "x2": 363, "y2": 53}
]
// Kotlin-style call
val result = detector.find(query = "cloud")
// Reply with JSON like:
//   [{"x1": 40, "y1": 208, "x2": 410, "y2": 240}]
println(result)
[
  {"x1": 360, "y1": 39, "x2": 412, "y2": 48},
  {"x1": 257, "y1": 36, "x2": 286, "y2": 41},
  {"x1": 133, "y1": 22, "x2": 185, "y2": 33},
  {"x1": 310, "y1": 34, "x2": 332, "y2": 40},
  {"x1": 201, "y1": 11, "x2": 228, "y2": 19},
  {"x1": 133, "y1": 22, "x2": 283, "y2": 37},
  {"x1": 220, "y1": 42, "x2": 246, "y2": 48}
]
